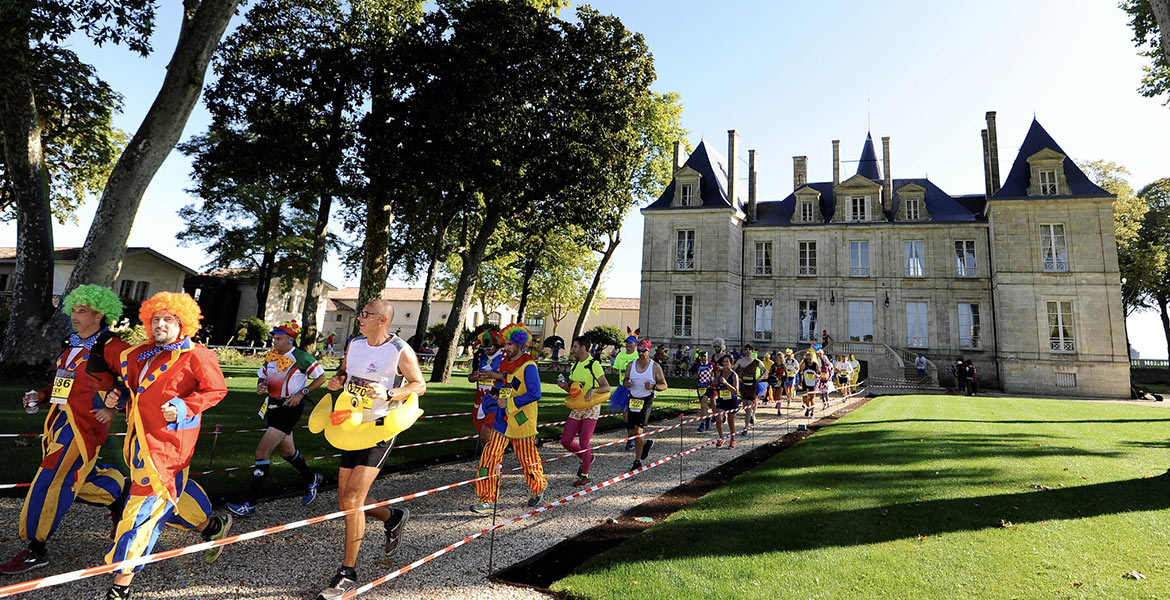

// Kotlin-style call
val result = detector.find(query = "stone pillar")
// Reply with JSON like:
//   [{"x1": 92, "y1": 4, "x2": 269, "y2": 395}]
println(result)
[
  {"x1": 793, "y1": 155, "x2": 807, "y2": 189},
  {"x1": 832, "y1": 140, "x2": 840, "y2": 186},
  {"x1": 748, "y1": 149, "x2": 758, "y2": 221},
  {"x1": 727, "y1": 130, "x2": 739, "y2": 206},
  {"x1": 881, "y1": 136, "x2": 892, "y2": 211}
]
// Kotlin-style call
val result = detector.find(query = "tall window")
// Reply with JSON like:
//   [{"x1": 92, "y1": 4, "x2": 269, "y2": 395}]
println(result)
[
  {"x1": 905, "y1": 198, "x2": 921, "y2": 221},
  {"x1": 906, "y1": 302, "x2": 928, "y2": 348},
  {"x1": 134, "y1": 281, "x2": 150, "y2": 302},
  {"x1": 674, "y1": 295, "x2": 693, "y2": 337},
  {"x1": 848, "y1": 301, "x2": 874, "y2": 342},
  {"x1": 1038, "y1": 169, "x2": 1058, "y2": 195},
  {"x1": 679, "y1": 183, "x2": 695, "y2": 206},
  {"x1": 954, "y1": 240, "x2": 977, "y2": 277},
  {"x1": 1048, "y1": 301, "x2": 1075, "y2": 352},
  {"x1": 799, "y1": 241, "x2": 817, "y2": 276},
  {"x1": 284, "y1": 294, "x2": 293, "y2": 312},
  {"x1": 753, "y1": 299, "x2": 773, "y2": 341},
  {"x1": 119, "y1": 280, "x2": 134, "y2": 299},
  {"x1": 800, "y1": 201, "x2": 815, "y2": 223},
  {"x1": 798, "y1": 300, "x2": 817, "y2": 342},
  {"x1": 850, "y1": 241, "x2": 870, "y2": 277},
  {"x1": 0, "y1": 273, "x2": 9, "y2": 292},
  {"x1": 676, "y1": 230, "x2": 695, "y2": 270},
  {"x1": 1040, "y1": 224, "x2": 1068, "y2": 272},
  {"x1": 958, "y1": 303, "x2": 981, "y2": 349},
  {"x1": 904, "y1": 240, "x2": 925, "y2": 277},
  {"x1": 754, "y1": 241, "x2": 773, "y2": 275},
  {"x1": 850, "y1": 196, "x2": 867, "y2": 221},
  {"x1": 528, "y1": 314, "x2": 545, "y2": 330}
]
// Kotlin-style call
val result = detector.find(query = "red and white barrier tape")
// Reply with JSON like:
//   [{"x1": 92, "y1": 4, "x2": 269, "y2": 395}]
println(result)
[{"x1": 0, "y1": 483, "x2": 31, "y2": 490}]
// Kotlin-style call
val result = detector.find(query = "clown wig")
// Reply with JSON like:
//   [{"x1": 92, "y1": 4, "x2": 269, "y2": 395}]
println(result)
[
  {"x1": 501, "y1": 323, "x2": 533, "y2": 349},
  {"x1": 63, "y1": 284, "x2": 123, "y2": 325},
  {"x1": 139, "y1": 291, "x2": 203, "y2": 339}
]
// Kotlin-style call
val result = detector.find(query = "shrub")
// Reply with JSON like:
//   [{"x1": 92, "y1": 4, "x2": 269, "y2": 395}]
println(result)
[
  {"x1": 235, "y1": 317, "x2": 269, "y2": 346},
  {"x1": 111, "y1": 324, "x2": 147, "y2": 346},
  {"x1": 583, "y1": 325, "x2": 624, "y2": 349}
]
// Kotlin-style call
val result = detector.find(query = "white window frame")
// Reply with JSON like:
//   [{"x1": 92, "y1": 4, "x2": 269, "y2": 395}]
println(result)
[
  {"x1": 850, "y1": 241, "x2": 870, "y2": 277},
  {"x1": 673, "y1": 295, "x2": 693, "y2": 338},
  {"x1": 119, "y1": 280, "x2": 135, "y2": 299},
  {"x1": 850, "y1": 196, "x2": 868, "y2": 221},
  {"x1": 906, "y1": 301, "x2": 928, "y2": 348},
  {"x1": 676, "y1": 230, "x2": 695, "y2": 270},
  {"x1": 798, "y1": 241, "x2": 816, "y2": 276},
  {"x1": 904, "y1": 240, "x2": 925, "y2": 278},
  {"x1": 848, "y1": 301, "x2": 874, "y2": 342},
  {"x1": 954, "y1": 240, "x2": 977, "y2": 277},
  {"x1": 905, "y1": 198, "x2": 920, "y2": 221},
  {"x1": 1040, "y1": 224, "x2": 1069, "y2": 272},
  {"x1": 679, "y1": 183, "x2": 695, "y2": 206},
  {"x1": 134, "y1": 281, "x2": 150, "y2": 302},
  {"x1": 800, "y1": 201, "x2": 815, "y2": 223},
  {"x1": 754, "y1": 241, "x2": 773, "y2": 276},
  {"x1": 798, "y1": 300, "x2": 818, "y2": 343},
  {"x1": 1048, "y1": 301, "x2": 1075, "y2": 353},
  {"x1": 958, "y1": 303, "x2": 981, "y2": 349},
  {"x1": 753, "y1": 299, "x2": 773, "y2": 341},
  {"x1": 1039, "y1": 169, "x2": 1058, "y2": 196}
]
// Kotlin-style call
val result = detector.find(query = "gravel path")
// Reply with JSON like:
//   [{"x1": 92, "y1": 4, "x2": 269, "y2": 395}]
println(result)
[{"x1": 0, "y1": 394, "x2": 866, "y2": 600}]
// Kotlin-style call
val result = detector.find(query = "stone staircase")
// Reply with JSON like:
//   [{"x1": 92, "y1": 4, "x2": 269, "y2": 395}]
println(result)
[{"x1": 824, "y1": 341, "x2": 946, "y2": 395}]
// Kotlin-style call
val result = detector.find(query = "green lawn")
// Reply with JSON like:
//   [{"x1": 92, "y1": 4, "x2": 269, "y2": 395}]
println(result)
[
  {"x1": 0, "y1": 366, "x2": 698, "y2": 503},
  {"x1": 552, "y1": 395, "x2": 1170, "y2": 600}
]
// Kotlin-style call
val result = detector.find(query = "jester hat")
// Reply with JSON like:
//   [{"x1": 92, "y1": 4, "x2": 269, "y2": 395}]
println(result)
[
  {"x1": 625, "y1": 327, "x2": 641, "y2": 343},
  {"x1": 271, "y1": 320, "x2": 300, "y2": 340}
]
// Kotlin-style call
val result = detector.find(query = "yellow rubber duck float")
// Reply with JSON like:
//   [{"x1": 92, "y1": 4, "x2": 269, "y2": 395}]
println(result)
[
  {"x1": 563, "y1": 381, "x2": 610, "y2": 412},
  {"x1": 308, "y1": 390, "x2": 422, "y2": 451}
]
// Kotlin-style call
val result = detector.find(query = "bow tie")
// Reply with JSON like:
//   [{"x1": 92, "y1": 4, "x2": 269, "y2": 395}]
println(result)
[
  {"x1": 264, "y1": 351, "x2": 295, "y2": 371},
  {"x1": 138, "y1": 338, "x2": 189, "y2": 362},
  {"x1": 68, "y1": 331, "x2": 101, "y2": 350}
]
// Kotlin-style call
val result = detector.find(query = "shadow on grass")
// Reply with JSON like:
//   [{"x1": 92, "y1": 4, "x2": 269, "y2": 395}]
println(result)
[
  {"x1": 847, "y1": 417, "x2": 1170, "y2": 426},
  {"x1": 576, "y1": 472, "x2": 1170, "y2": 569}
]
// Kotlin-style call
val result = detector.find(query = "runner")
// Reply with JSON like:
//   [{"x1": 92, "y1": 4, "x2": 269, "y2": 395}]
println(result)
[
  {"x1": 225, "y1": 321, "x2": 326, "y2": 518},
  {"x1": 711, "y1": 355, "x2": 740, "y2": 448},
  {"x1": 691, "y1": 350, "x2": 715, "y2": 432},
  {"x1": 760, "y1": 351, "x2": 776, "y2": 406},
  {"x1": 1, "y1": 286, "x2": 129, "y2": 576},
  {"x1": 711, "y1": 338, "x2": 727, "y2": 366},
  {"x1": 612, "y1": 328, "x2": 640, "y2": 450},
  {"x1": 849, "y1": 353, "x2": 861, "y2": 388},
  {"x1": 834, "y1": 353, "x2": 852, "y2": 396},
  {"x1": 733, "y1": 344, "x2": 764, "y2": 428},
  {"x1": 800, "y1": 351, "x2": 819, "y2": 417},
  {"x1": 622, "y1": 338, "x2": 668, "y2": 470},
  {"x1": 780, "y1": 348, "x2": 799, "y2": 411},
  {"x1": 470, "y1": 323, "x2": 547, "y2": 515},
  {"x1": 102, "y1": 292, "x2": 232, "y2": 600},
  {"x1": 558, "y1": 336, "x2": 610, "y2": 487},
  {"x1": 317, "y1": 299, "x2": 425, "y2": 599},
  {"x1": 818, "y1": 356, "x2": 835, "y2": 410},
  {"x1": 467, "y1": 329, "x2": 504, "y2": 442}
]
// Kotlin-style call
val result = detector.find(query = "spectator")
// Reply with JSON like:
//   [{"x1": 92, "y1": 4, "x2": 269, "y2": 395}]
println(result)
[
  {"x1": 822, "y1": 329, "x2": 832, "y2": 346},
  {"x1": 966, "y1": 360, "x2": 978, "y2": 396},
  {"x1": 955, "y1": 358, "x2": 968, "y2": 394},
  {"x1": 915, "y1": 354, "x2": 927, "y2": 378}
]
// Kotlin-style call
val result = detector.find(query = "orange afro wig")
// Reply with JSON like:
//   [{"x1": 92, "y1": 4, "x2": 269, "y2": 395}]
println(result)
[{"x1": 139, "y1": 291, "x2": 203, "y2": 339}]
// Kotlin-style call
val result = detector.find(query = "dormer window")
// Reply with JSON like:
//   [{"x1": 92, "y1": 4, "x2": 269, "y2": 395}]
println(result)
[
  {"x1": 680, "y1": 183, "x2": 695, "y2": 206},
  {"x1": 1038, "y1": 169, "x2": 1058, "y2": 196},
  {"x1": 800, "y1": 201, "x2": 815, "y2": 223},
  {"x1": 850, "y1": 196, "x2": 868, "y2": 221},
  {"x1": 905, "y1": 198, "x2": 920, "y2": 220}
]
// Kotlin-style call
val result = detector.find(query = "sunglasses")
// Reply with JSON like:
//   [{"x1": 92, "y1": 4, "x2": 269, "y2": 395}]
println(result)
[{"x1": 358, "y1": 310, "x2": 382, "y2": 319}]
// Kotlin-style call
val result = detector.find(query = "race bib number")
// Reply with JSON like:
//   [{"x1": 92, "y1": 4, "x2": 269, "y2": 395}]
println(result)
[
  {"x1": 719, "y1": 389, "x2": 732, "y2": 399},
  {"x1": 258, "y1": 399, "x2": 269, "y2": 419},
  {"x1": 50, "y1": 369, "x2": 75, "y2": 404},
  {"x1": 344, "y1": 376, "x2": 379, "y2": 411},
  {"x1": 629, "y1": 396, "x2": 645, "y2": 411},
  {"x1": 477, "y1": 383, "x2": 494, "y2": 392}
]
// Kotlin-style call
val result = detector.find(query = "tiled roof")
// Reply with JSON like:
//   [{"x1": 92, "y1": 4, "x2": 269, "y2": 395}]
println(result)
[
  {"x1": 753, "y1": 178, "x2": 984, "y2": 226},
  {"x1": 644, "y1": 140, "x2": 737, "y2": 212},
  {"x1": 330, "y1": 287, "x2": 451, "y2": 302},
  {"x1": 994, "y1": 118, "x2": 1109, "y2": 199},
  {"x1": 856, "y1": 133, "x2": 882, "y2": 181},
  {"x1": 596, "y1": 297, "x2": 640, "y2": 310},
  {"x1": 0, "y1": 247, "x2": 197, "y2": 274}
]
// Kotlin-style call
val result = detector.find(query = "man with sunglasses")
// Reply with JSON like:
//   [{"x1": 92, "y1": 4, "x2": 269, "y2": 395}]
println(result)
[
  {"x1": 622, "y1": 338, "x2": 668, "y2": 471},
  {"x1": 317, "y1": 300, "x2": 426, "y2": 600}
]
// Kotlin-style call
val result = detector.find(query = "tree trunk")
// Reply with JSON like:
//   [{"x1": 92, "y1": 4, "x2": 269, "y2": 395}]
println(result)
[
  {"x1": 354, "y1": 190, "x2": 394, "y2": 338},
  {"x1": 1152, "y1": 0, "x2": 1170, "y2": 69},
  {"x1": 299, "y1": 191, "x2": 332, "y2": 352},
  {"x1": 430, "y1": 210, "x2": 502, "y2": 383},
  {"x1": 413, "y1": 225, "x2": 447, "y2": 345},
  {"x1": 0, "y1": 80, "x2": 55, "y2": 368},
  {"x1": 515, "y1": 252, "x2": 539, "y2": 321},
  {"x1": 1158, "y1": 292, "x2": 1170, "y2": 375},
  {"x1": 22, "y1": 0, "x2": 241, "y2": 359},
  {"x1": 254, "y1": 246, "x2": 276, "y2": 321},
  {"x1": 572, "y1": 229, "x2": 620, "y2": 342}
]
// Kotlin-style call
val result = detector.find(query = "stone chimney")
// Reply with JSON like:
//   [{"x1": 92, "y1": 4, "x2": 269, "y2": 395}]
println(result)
[
  {"x1": 985, "y1": 111, "x2": 1000, "y2": 194},
  {"x1": 832, "y1": 140, "x2": 840, "y2": 186},
  {"x1": 727, "y1": 130, "x2": 739, "y2": 207},
  {"x1": 881, "y1": 136, "x2": 892, "y2": 211},
  {"x1": 793, "y1": 156, "x2": 808, "y2": 189},
  {"x1": 748, "y1": 149, "x2": 758, "y2": 221},
  {"x1": 672, "y1": 141, "x2": 683, "y2": 173},
  {"x1": 981, "y1": 129, "x2": 993, "y2": 198}
]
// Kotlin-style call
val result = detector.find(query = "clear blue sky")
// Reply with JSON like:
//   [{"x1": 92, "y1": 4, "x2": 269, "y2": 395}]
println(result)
[{"x1": 3, "y1": 0, "x2": 1169, "y2": 355}]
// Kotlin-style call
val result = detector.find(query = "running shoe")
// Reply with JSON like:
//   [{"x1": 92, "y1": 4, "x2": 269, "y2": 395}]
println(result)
[
  {"x1": 573, "y1": 474, "x2": 591, "y2": 487},
  {"x1": 0, "y1": 549, "x2": 48, "y2": 575},
  {"x1": 576, "y1": 465, "x2": 583, "y2": 478},
  {"x1": 640, "y1": 439, "x2": 655, "y2": 460},
  {"x1": 384, "y1": 507, "x2": 409, "y2": 557},
  {"x1": 527, "y1": 492, "x2": 544, "y2": 508},
  {"x1": 625, "y1": 439, "x2": 635, "y2": 451},
  {"x1": 469, "y1": 501, "x2": 495, "y2": 515},
  {"x1": 105, "y1": 585, "x2": 132, "y2": 600},
  {"x1": 302, "y1": 473, "x2": 324, "y2": 506},
  {"x1": 631, "y1": 460, "x2": 643, "y2": 471},
  {"x1": 716, "y1": 438, "x2": 725, "y2": 448},
  {"x1": 225, "y1": 501, "x2": 255, "y2": 517},
  {"x1": 316, "y1": 567, "x2": 358, "y2": 600},
  {"x1": 729, "y1": 440, "x2": 737, "y2": 449},
  {"x1": 749, "y1": 414, "x2": 756, "y2": 425},
  {"x1": 202, "y1": 514, "x2": 232, "y2": 564}
]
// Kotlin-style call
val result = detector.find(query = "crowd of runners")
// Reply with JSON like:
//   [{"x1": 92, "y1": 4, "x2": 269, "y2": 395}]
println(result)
[{"x1": 1, "y1": 287, "x2": 862, "y2": 600}]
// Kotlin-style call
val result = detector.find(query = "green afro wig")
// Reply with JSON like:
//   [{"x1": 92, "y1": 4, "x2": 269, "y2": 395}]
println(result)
[{"x1": 63, "y1": 284, "x2": 123, "y2": 324}]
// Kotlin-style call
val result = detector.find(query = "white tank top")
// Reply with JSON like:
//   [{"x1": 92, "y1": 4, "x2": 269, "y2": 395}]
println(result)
[
  {"x1": 629, "y1": 359, "x2": 656, "y2": 399},
  {"x1": 344, "y1": 335, "x2": 410, "y2": 421}
]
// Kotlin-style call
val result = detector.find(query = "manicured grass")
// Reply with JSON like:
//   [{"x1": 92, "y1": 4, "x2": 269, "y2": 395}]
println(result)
[
  {"x1": 552, "y1": 395, "x2": 1170, "y2": 600},
  {"x1": 0, "y1": 366, "x2": 698, "y2": 503}
]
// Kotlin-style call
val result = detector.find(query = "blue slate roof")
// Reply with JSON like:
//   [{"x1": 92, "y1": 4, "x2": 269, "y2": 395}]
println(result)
[
  {"x1": 752, "y1": 178, "x2": 985, "y2": 226},
  {"x1": 856, "y1": 133, "x2": 882, "y2": 181},
  {"x1": 994, "y1": 118, "x2": 1109, "y2": 199},
  {"x1": 644, "y1": 140, "x2": 738, "y2": 211}
]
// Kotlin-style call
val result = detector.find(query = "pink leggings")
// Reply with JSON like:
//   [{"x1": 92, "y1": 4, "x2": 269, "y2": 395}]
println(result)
[{"x1": 561, "y1": 417, "x2": 598, "y2": 474}]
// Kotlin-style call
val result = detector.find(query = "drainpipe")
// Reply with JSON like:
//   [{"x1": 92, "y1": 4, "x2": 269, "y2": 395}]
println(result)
[{"x1": 985, "y1": 224, "x2": 1002, "y2": 389}]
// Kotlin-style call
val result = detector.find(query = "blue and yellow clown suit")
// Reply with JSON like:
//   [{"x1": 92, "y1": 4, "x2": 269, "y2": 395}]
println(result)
[
  {"x1": 105, "y1": 337, "x2": 227, "y2": 573},
  {"x1": 15, "y1": 330, "x2": 130, "y2": 557},
  {"x1": 474, "y1": 349, "x2": 546, "y2": 503}
]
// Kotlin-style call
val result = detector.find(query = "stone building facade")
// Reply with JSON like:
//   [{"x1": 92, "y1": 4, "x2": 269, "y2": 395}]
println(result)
[{"x1": 639, "y1": 112, "x2": 1130, "y2": 397}]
